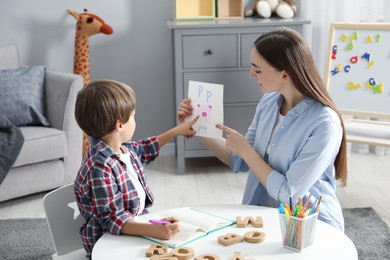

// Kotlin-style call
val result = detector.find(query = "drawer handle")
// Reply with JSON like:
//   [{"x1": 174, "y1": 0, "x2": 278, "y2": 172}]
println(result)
[{"x1": 204, "y1": 49, "x2": 213, "y2": 56}]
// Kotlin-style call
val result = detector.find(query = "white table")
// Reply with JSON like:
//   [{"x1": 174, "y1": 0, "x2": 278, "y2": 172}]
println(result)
[{"x1": 92, "y1": 204, "x2": 358, "y2": 259}]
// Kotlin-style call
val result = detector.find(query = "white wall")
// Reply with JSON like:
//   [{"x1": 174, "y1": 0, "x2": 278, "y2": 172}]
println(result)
[
  {"x1": 7, "y1": 0, "x2": 386, "y2": 154},
  {"x1": 0, "y1": 0, "x2": 175, "y2": 141},
  {"x1": 1, "y1": 0, "x2": 308, "y2": 145}
]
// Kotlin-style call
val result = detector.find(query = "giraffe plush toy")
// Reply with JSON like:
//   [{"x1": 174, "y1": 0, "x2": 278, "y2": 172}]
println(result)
[{"x1": 67, "y1": 9, "x2": 113, "y2": 157}]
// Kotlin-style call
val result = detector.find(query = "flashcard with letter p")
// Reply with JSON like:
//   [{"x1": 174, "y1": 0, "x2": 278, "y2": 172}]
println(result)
[{"x1": 186, "y1": 80, "x2": 224, "y2": 138}]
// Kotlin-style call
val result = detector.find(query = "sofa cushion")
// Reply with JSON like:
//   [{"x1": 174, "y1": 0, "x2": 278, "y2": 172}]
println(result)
[
  {"x1": 13, "y1": 126, "x2": 67, "y2": 167},
  {"x1": 0, "y1": 44, "x2": 19, "y2": 69},
  {"x1": 0, "y1": 66, "x2": 49, "y2": 127},
  {"x1": 0, "y1": 160, "x2": 64, "y2": 202}
]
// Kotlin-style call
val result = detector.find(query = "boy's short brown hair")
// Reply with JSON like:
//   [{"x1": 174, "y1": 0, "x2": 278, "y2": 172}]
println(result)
[{"x1": 75, "y1": 80, "x2": 136, "y2": 138}]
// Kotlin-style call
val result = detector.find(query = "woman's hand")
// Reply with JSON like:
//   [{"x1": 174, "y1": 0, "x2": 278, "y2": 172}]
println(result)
[
  {"x1": 217, "y1": 124, "x2": 272, "y2": 188},
  {"x1": 177, "y1": 98, "x2": 193, "y2": 123},
  {"x1": 176, "y1": 98, "x2": 197, "y2": 139},
  {"x1": 216, "y1": 124, "x2": 251, "y2": 157}
]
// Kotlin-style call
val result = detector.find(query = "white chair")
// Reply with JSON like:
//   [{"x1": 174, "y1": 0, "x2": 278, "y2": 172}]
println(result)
[{"x1": 43, "y1": 183, "x2": 86, "y2": 260}]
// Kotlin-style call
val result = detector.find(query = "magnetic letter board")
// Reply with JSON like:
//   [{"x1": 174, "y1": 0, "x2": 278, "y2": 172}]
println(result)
[{"x1": 325, "y1": 22, "x2": 390, "y2": 118}]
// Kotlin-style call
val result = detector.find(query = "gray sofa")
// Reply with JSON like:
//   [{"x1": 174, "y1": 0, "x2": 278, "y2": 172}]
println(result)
[{"x1": 0, "y1": 44, "x2": 83, "y2": 202}]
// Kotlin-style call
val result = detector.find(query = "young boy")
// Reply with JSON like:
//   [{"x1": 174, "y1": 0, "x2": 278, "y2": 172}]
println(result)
[{"x1": 74, "y1": 79, "x2": 198, "y2": 257}]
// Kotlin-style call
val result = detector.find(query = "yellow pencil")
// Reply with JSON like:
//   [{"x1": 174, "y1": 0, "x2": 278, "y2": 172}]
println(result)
[{"x1": 298, "y1": 197, "x2": 303, "y2": 216}]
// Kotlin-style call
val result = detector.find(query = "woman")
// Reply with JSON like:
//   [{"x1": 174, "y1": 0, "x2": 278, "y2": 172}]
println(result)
[{"x1": 177, "y1": 27, "x2": 347, "y2": 231}]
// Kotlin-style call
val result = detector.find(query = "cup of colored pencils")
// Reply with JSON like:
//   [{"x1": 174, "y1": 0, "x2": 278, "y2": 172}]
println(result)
[{"x1": 278, "y1": 195, "x2": 322, "y2": 251}]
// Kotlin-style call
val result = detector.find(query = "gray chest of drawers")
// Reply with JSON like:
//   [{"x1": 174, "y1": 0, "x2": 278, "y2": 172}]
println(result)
[{"x1": 167, "y1": 18, "x2": 310, "y2": 174}]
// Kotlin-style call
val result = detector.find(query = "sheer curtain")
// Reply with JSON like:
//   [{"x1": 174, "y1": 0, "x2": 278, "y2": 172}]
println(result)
[{"x1": 300, "y1": 0, "x2": 390, "y2": 156}]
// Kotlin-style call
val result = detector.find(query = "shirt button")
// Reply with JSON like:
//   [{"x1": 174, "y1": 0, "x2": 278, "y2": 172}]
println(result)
[
  {"x1": 272, "y1": 143, "x2": 275, "y2": 147},
  {"x1": 281, "y1": 126, "x2": 284, "y2": 129}
]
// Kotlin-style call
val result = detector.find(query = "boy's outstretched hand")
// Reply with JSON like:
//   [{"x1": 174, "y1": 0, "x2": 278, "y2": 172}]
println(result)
[
  {"x1": 175, "y1": 115, "x2": 199, "y2": 139},
  {"x1": 156, "y1": 109, "x2": 198, "y2": 147}
]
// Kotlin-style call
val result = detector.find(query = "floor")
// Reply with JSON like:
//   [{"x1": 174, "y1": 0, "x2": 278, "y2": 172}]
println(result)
[{"x1": 0, "y1": 151, "x2": 389, "y2": 227}]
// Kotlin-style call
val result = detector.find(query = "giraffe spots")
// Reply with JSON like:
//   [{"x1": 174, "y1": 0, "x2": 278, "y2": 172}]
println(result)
[{"x1": 68, "y1": 9, "x2": 112, "y2": 95}]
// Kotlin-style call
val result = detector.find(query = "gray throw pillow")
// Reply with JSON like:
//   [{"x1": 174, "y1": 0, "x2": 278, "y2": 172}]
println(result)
[{"x1": 0, "y1": 66, "x2": 49, "y2": 126}]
